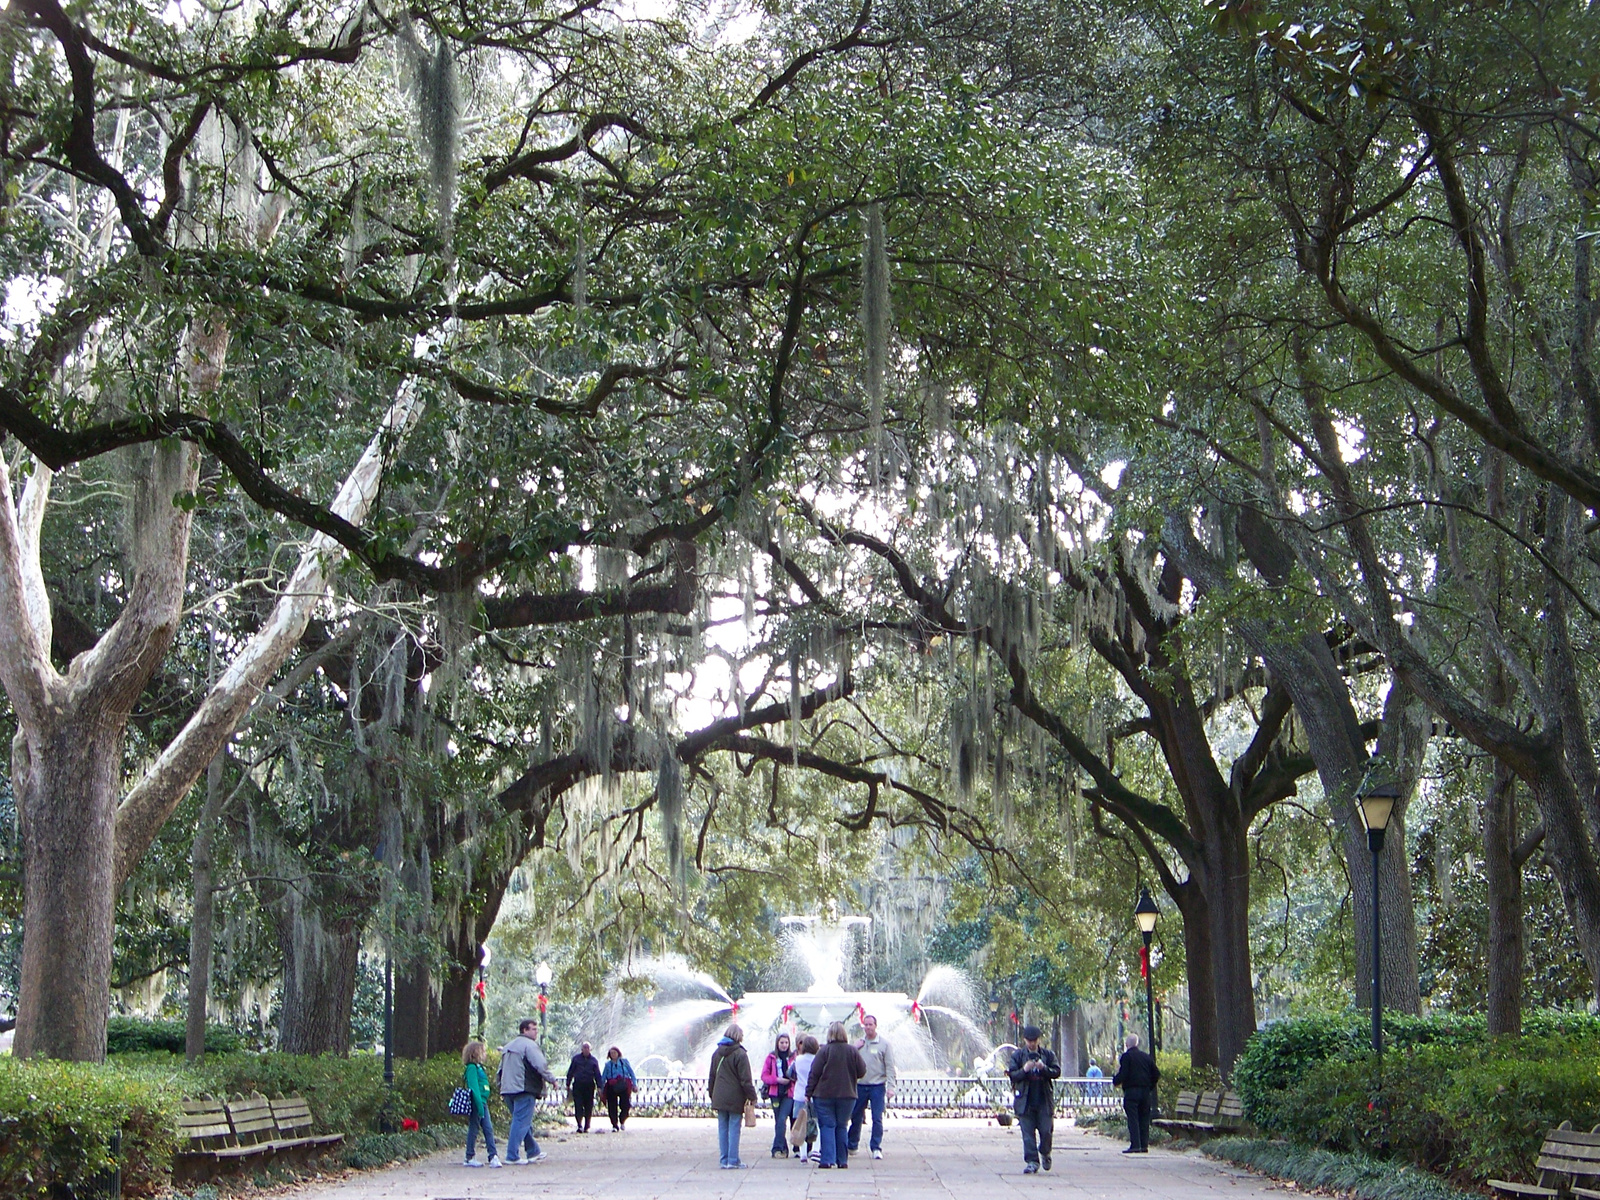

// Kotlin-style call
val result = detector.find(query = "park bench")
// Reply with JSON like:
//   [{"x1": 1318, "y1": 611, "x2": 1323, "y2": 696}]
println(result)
[
  {"x1": 1216, "y1": 1091, "x2": 1247, "y2": 1132},
  {"x1": 1154, "y1": 1089, "x2": 1224, "y2": 1138},
  {"x1": 1490, "y1": 1123, "x2": 1600, "y2": 1200},
  {"x1": 269, "y1": 1094, "x2": 345, "y2": 1160},
  {"x1": 173, "y1": 1095, "x2": 275, "y2": 1183},
  {"x1": 1153, "y1": 1090, "x2": 1200, "y2": 1134}
]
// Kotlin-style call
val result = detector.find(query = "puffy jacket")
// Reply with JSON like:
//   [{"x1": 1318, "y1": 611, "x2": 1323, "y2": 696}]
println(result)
[
  {"x1": 707, "y1": 1037, "x2": 757, "y2": 1112},
  {"x1": 1112, "y1": 1046, "x2": 1161, "y2": 1090},
  {"x1": 761, "y1": 1050, "x2": 795, "y2": 1099},
  {"x1": 805, "y1": 1041, "x2": 866, "y2": 1100}
]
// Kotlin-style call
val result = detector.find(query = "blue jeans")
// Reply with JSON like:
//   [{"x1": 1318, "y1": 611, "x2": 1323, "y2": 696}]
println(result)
[
  {"x1": 815, "y1": 1096, "x2": 855, "y2": 1166},
  {"x1": 772, "y1": 1095, "x2": 795, "y2": 1153},
  {"x1": 504, "y1": 1093, "x2": 541, "y2": 1161},
  {"x1": 848, "y1": 1082, "x2": 885, "y2": 1151},
  {"x1": 716, "y1": 1109, "x2": 744, "y2": 1166},
  {"x1": 466, "y1": 1104, "x2": 496, "y2": 1161}
]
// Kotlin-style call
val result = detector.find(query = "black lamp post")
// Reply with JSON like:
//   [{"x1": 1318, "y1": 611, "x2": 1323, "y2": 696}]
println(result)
[
  {"x1": 381, "y1": 949, "x2": 394, "y2": 1133},
  {"x1": 1135, "y1": 887, "x2": 1160, "y2": 1050},
  {"x1": 476, "y1": 944, "x2": 491, "y2": 1042},
  {"x1": 535, "y1": 961, "x2": 552, "y2": 1034},
  {"x1": 1357, "y1": 772, "x2": 1400, "y2": 1059}
]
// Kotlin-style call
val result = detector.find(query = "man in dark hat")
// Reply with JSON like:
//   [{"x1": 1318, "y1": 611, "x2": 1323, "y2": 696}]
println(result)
[
  {"x1": 1007, "y1": 1025, "x2": 1061, "y2": 1174},
  {"x1": 1112, "y1": 1033, "x2": 1160, "y2": 1153}
]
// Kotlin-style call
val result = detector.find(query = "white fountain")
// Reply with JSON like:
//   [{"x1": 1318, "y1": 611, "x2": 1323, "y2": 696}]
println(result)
[{"x1": 586, "y1": 915, "x2": 993, "y2": 1077}]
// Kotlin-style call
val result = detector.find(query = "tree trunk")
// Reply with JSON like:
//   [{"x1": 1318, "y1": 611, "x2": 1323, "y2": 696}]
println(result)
[
  {"x1": 434, "y1": 958, "x2": 475, "y2": 1056},
  {"x1": 276, "y1": 902, "x2": 361, "y2": 1055},
  {"x1": 1483, "y1": 759, "x2": 1525, "y2": 1035},
  {"x1": 185, "y1": 753, "x2": 227, "y2": 1061},
  {"x1": 1170, "y1": 883, "x2": 1219, "y2": 1070},
  {"x1": 1204, "y1": 820, "x2": 1257, "y2": 1074},
  {"x1": 392, "y1": 957, "x2": 432, "y2": 1059},
  {"x1": 12, "y1": 718, "x2": 122, "y2": 1060}
]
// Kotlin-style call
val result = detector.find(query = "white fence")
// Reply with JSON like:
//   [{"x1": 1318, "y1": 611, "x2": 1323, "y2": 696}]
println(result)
[{"x1": 622, "y1": 1075, "x2": 1122, "y2": 1116}]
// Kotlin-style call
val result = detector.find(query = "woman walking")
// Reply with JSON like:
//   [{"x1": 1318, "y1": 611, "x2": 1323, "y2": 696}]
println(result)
[
  {"x1": 806, "y1": 1022, "x2": 866, "y2": 1169},
  {"x1": 761, "y1": 1032, "x2": 797, "y2": 1157},
  {"x1": 461, "y1": 1041, "x2": 502, "y2": 1168},
  {"x1": 601, "y1": 1045, "x2": 638, "y2": 1131},
  {"x1": 707, "y1": 1022, "x2": 758, "y2": 1169},
  {"x1": 789, "y1": 1034, "x2": 820, "y2": 1161}
]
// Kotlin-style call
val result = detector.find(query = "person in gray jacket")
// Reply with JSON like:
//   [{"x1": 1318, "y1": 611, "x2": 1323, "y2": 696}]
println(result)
[
  {"x1": 847, "y1": 1013, "x2": 896, "y2": 1158},
  {"x1": 500, "y1": 1020, "x2": 560, "y2": 1164}
]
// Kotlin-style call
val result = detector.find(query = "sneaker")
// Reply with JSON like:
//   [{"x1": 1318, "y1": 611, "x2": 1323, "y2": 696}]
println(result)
[
  {"x1": 489, "y1": 1156, "x2": 503, "y2": 1168},
  {"x1": 530, "y1": 1152, "x2": 550, "y2": 1163},
  {"x1": 1024, "y1": 1163, "x2": 1040, "y2": 1174},
  {"x1": 464, "y1": 1159, "x2": 483, "y2": 1168},
  {"x1": 1121, "y1": 1148, "x2": 1139, "y2": 1155},
  {"x1": 873, "y1": 1150, "x2": 883, "y2": 1160},
  {"x1": 1042, "y1": 1155, "x2": 1052, "y2": 1172}
]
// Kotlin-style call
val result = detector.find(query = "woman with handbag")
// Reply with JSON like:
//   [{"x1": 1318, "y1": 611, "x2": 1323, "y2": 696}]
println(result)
[
  {"x1": 459, "y1": 1041, "x2": 502, "y2": 1168},
  {"x1": 706, "y1": 1022, "x2": 758, "y2": 1169},
  {"x1": 760, "y1": 1032, "x2": 797, "y2": 1157},
  {"x1": 601, "y1": 1045, "x2": 638, "y2": 1131}
]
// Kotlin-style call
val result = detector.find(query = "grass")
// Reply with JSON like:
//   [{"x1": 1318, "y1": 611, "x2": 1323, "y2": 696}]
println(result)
[{"x1": 1202, "y1": 1137, "x2": 1479, "y2": 1200}]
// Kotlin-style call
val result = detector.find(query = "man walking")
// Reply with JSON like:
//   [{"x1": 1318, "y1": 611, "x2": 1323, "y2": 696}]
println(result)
[
  {"x1": 1007, "y1": 1024, "x2": 1061, "y2": 1174},
  {"x1": 567, "y1": 1041, "x2": 603, "y2": 1132},
  {"x1": 500, "y1": 1019, "x2": 559, "y2": 1164},
  {"x1": 1112, "y1": 1033, "x2": 1160, "y2": 1154},
  {"x1": 847, "y1": 1013, "x2": 896, "y2": 1159}
]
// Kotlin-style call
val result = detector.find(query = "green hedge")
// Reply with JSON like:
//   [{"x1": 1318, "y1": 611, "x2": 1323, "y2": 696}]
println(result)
[
  {"x1": 0, "y1": 1058, "x2": 178, "y2": 1199},
  {"x1": 1203, "y1": 1137, "x2": 1479, "y2": 1200},
  {"x1": 106, "y1": 1017, "x2": 245, "y2": 1056},
  {"x1": 0, "y1": 1051, "x2": 483, "y2": 1198},
  {"x1": 1232, "y1": 1012, "x2": 1600, "y2": 1184}
]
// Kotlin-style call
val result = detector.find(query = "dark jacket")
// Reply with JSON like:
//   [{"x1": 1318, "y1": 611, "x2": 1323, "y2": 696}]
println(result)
[
  {"x1": 805, "y1": 1040, "x2": 867, "y2": 1100},
  {"x1": 1007, "y1": 1045, "x2": 1062, "y2": 1107},
  {"x1": 567, "y1": 1050, "x2": 603, "y2": 1089},
  {"x1": 1112, "y1": 1045, "x2": 1160, "y2": 1090},
  {"x1": 707, "y1": 1037, "x2": 758, "y2": 1112},
  {"x1": 497, "y1": 1034, "x2": 559, "y2": 1097}
]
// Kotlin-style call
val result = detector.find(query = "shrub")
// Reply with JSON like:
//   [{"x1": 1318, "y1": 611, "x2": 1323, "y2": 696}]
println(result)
[
  {"x1": 1154, "y1": 1052, "x2": 1222, "y2": 1119},
  {"x1": 106, "y1": 1017, "x2": 244, "y2": 1056},
  {"x1": 341, "y1": 1124, "x2": 465, "y2": 1171},
  {"x1": 0, "y1": 1057, "x2": 178, "y2": 1199},
  {"x1": 1436, "y1": 1054, "x2": 1600, "y2": 1182},
  {"x1": 1203, "y1": 1136, "x2": 1478, "y2": 1200},
  {"x1": 1270, "y1": 1047, "x2": 1455, "y2": 1167}
]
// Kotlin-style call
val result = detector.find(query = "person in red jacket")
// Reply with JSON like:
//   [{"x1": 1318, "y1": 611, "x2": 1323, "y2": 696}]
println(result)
[{"x1": 760, "y1": 1032, "x2": 798, "y2": 1157}]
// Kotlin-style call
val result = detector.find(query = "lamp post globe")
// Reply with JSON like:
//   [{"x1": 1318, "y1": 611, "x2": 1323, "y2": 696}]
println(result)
[{"x1": 1134, "y1": 887, "x2": 1159, "y2": 1050}]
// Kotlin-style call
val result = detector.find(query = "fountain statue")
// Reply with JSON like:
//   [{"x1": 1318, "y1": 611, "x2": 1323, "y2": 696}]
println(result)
[{"x1": 585, "y1": 915, "x2": 995, "y2": 1078}]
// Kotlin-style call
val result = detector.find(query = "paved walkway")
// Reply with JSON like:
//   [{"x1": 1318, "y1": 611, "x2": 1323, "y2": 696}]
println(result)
[{"x1": 291, "y1": 1118, "x2": 1285, "y2": 1200}]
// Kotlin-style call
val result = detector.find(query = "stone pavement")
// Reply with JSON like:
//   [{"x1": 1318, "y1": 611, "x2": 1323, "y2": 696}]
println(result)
[{"x1": 292, "y1": 1117, "x2": 1287, "y2": 1200}]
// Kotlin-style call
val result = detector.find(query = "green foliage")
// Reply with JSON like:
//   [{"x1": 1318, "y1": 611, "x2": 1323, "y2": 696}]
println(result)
[
  {"x1": 1436, "y1": 1057, "x2": 1600, "y2": 1182},
  {"x1": 1235, "y1": 1014, "x2": 1600, "y2": 1183},
  {"x1": 1156, "y1": 1051, "x2": 1222, "y2": 1118},
  {"x1": 1203, "y1": 1137, "x2": 1478, "y2": 1200},
  {"x1": 341, "y1": 1124, "x2": 466, "y2": 1171},
  {"x1": 0, "y1": 1057, "x2": 177, "y2": 1199},
  {"x1": 107, "y1": 1016, "x2": 244, "y2": 1056}
]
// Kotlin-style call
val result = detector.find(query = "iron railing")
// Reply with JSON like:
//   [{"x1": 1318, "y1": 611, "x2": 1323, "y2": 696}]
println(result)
[{"x1": 619, "y1": 1076, "x2": 1121, "y2": 1116}]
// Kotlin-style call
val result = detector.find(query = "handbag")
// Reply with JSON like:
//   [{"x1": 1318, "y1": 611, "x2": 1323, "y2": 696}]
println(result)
[
  {"x1": 787, "y1": 1103, "x2": 809, "y2": 1147},
  {"x1": 743, "y1": 1097, "x2": 757, "y2": 1128},
  {"x1": 450, "y1": 1087, "x2": 474, "y2": 1116}
]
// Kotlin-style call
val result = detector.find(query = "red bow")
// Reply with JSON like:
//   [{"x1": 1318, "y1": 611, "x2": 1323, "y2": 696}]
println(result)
[
  {"x1": 474, "y1": 979, "x2": 487, "y2": 1000},
  {"x1": 1139, "y1": 945, "x2": 1150, "y2": 980},
  {"x1": 537, "y1": 993, "x2": 548, "y2": 1014}
]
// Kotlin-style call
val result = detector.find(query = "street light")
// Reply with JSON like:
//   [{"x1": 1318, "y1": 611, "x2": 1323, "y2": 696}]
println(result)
[
  {"x1": 1135, "y1": 887, "x2": 1159, "y2": 1051},
  {"x1": 535, "y1": 961, "x2": 552, "y2": 1033},
  {"x1": 1357, "y1": 771, "x2": 1401, "y2": 1059},
  {"x1": 476, "y1": 944, "x2": 491, "y2": 1041}
]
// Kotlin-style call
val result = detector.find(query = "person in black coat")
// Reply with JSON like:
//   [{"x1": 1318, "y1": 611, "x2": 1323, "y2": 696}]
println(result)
[
  {"x1": 567, "y1": 1041, "x2": 604, "y2": 1132},
  {"x1": 1007, "y1": 1025, "x2": 1062, "y2": 1174},
  {"x1": 1111, "y1": 1033, "x2": 1160, "y2": 1153}
]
